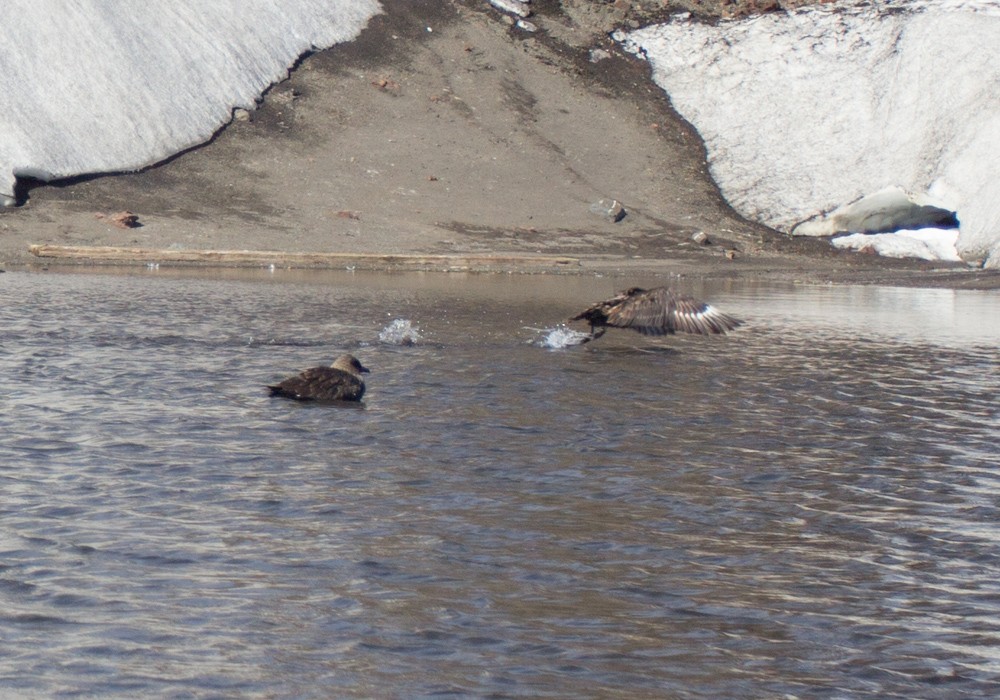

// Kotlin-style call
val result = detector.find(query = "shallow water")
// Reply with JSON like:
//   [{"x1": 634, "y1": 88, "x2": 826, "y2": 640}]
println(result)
[{"x1": 1, "y1": 268, "x2": 998, "y2": 698}]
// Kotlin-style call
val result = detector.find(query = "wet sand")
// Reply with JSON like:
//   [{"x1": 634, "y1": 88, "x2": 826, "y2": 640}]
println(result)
[{"x1": 1, "y1": 0, "x2": 996, "y2": 289}]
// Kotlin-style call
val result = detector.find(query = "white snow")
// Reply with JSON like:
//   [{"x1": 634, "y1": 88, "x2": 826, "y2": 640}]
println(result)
[
  {"x1": 0, "y1": 0, "x2": 381, "y2": 205},
  {"x1": 486, "y1": 0, "x2": 532, "y2": 19},
  {"x1": 620, "y1": 0, "x2": 1000, "y2": 267},
  {"x1": 831, "y1": 227, "x2": 962, "y2": 261}
]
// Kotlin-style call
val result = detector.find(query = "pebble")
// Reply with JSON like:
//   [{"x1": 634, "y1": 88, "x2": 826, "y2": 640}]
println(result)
[{"x1": 590, "y1": 198, "x2": 626, "y2": 223}]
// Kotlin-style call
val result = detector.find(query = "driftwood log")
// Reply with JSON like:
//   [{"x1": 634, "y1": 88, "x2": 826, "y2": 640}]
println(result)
[{"x1": 28, "y1": 245, "x2": 579, "y2": 270}]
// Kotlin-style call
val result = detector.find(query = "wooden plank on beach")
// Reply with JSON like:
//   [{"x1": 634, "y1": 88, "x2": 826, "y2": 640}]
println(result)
[{"x1": 27, "y1": 245, "x2": 579, "y2": 269}]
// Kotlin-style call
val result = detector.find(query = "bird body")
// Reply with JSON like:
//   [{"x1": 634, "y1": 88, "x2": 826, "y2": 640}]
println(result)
[
  {"x1": 268, "y1": 353, "x2": 370, "y2": 402},
  {"x1": 571, "y1": 286, "x2": 741, "y2": 340}
]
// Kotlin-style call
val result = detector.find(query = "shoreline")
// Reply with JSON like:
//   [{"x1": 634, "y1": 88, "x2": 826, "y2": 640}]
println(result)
[
  {"x1": 12, "y1": 244, "x2": 994, "y2": 291},
  {"x1": 1, "y1": 0, "x2": 997, "y2": 290}
]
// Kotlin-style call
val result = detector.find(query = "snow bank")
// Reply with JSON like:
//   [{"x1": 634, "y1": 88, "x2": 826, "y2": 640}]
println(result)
[
  {"x1": 790, "y1": 187, "x2": 957, "y2": 237},
  {"x1": 620, "y1": 0, "x2": 1000, "y2": 267},
  {"x1": 831, "y1": 228, "x2": 962, "y2": 261},
  {"x1": 0, "y1": 0, "x2": 381, "y2": 205}
]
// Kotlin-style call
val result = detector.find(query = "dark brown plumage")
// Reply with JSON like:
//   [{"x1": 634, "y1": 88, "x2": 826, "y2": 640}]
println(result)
[
  {"x1": 268, "y1": 353, "x2": 370, "y2": 402},
  {"x1": 570, "y1": 286, "x2": 742, "y2": 341}
]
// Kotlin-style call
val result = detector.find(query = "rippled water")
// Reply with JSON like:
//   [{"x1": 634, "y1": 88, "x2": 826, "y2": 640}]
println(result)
[{"x1": 1, "y1": 268, "x2": 998, "y2": 698}]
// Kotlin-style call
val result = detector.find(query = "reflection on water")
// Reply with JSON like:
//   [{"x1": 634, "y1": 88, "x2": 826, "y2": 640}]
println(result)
[{"x1": 1, "y1": 268, "x2": 998, "y2": 698}]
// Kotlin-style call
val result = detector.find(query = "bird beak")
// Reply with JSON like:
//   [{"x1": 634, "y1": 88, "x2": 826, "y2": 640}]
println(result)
[{"x1": 359, "y1": 365, "x2": 371, "y2": 374}]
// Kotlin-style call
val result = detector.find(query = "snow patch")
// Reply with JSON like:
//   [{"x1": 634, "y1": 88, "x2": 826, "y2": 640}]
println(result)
[
  {"x1": 620, "y1": 0, "x2": 1000, "y2": 266},
  {"x1": 831, "y1": 227, "x2": 963, "y2": 261},
  {"x1": 486, "y1": 0, "x2": 531, "y2": 18},
  {"x1": 791, "y1": 186, "x2": 957, "y2": 237},
  {"x1": 0, "y1": 0, "x2": 381, "y2": 202}
]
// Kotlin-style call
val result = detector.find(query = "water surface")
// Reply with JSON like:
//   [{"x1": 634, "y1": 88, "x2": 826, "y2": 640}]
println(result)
[{"x1": 1, "y1": 268, "x2": 998, "y2": 698}]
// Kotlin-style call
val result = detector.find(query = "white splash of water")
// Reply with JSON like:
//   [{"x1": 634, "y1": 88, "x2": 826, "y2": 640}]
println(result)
[
  {"x1": 379, "y1": 318, "x2": 422, "y2": 346},
  {"x1": 531, "y1": 325, "x2": 591, "y2": 349}
]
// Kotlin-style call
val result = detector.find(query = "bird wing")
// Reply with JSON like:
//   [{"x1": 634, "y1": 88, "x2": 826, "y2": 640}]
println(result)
[
  {"x1": 570, "y1": 288, "x2": 631, "y2": 325},
  {"x1": 270, "y1": 367, "x2": 365, "y2": 401},
  {"x1": 604, "y1": 287, "x2": 742, "y2": 336},
  {"x1": 572, "y1": 286, "x2": 742, "y2": 337},
  {"x1": 670, "y1": 295, "x2": 743, "y2": 335},
  {"x1": 604, "y1": 287, "x2": 676, "y2": 335}
]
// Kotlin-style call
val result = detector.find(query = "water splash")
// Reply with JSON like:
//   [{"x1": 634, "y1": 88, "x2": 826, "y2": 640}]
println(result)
[
  {"x1": 531, "y1": 325, "x2": 591, "y2": 349},
  {"x1": 379, "y1": 318, "x2": 422, "y2": 346}
]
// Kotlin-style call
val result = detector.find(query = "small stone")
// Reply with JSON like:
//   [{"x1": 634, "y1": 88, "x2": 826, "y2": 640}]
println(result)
[
  {"x1": 371, "y1": 77, "x2": 400, "y2": 91},
  {"x1": 487, "y1": 0, "x2": 531, "y2": 19},
  {"x1": 691, "y1": 231, "x2": 711, "y2": 245},
  {"x1": 113, "y1": 211, "x2": 140, "y2": 228},
  {"x1": 590, "y1": 198, "x2": 626, "y2": 223}
]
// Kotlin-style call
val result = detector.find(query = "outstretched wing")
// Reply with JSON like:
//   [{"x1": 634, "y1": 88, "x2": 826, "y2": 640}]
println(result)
[
  {"x1": 669, "y1": 294, "x2": 743, "y2": 335},
  {"x1": 605, "y1": 287, "x2": 742, "y2": 336},
  {"x1": 604, "y1": 287, "x2": 675, "y2": 335}
]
